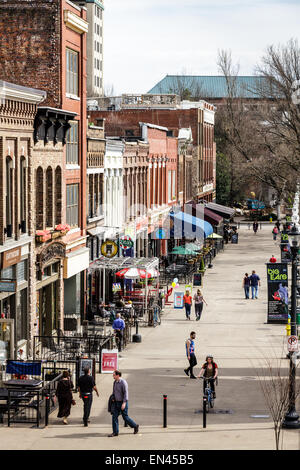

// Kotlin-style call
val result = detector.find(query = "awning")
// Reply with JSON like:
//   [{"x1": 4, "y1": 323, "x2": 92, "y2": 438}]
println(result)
[
  {"x1": 172, "y1": 211, "x2": 213, "y2": 240},
  {"x1": 206, "y1": 202, "x2": 235, "y2": 219},
  {"x1": 87, "y1": 226, "x2": 106, "y2": 237},
  {"x1": 186, "y1": 202, "x2": 223, "y2": 226}
]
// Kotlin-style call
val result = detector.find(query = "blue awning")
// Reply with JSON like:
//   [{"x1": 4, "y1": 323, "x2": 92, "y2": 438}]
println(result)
[{"x1": 172, "y1": 211, "x2": 213, "y2": 240}]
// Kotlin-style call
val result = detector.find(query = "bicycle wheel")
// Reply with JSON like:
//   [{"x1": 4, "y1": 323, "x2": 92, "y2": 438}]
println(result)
[{"x1": 209, "y1": 397, "x2": 214, "y2": 408}]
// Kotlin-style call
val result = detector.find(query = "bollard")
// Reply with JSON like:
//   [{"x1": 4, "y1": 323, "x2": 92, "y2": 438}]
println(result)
[
  {"x1": 45, "y1": 394, "x2": 50, "y2": 427},
  {"x1": 203, "y1": 396, "x2": 207, "y2": 429},
  {"x1": 163, "y1": 395, "x2": 167, "y2": 428}
]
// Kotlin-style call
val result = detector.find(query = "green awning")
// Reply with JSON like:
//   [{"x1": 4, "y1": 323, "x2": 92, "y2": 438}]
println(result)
[{"x1": 171, "y1": 246, "x2": 199, "y2": 255}]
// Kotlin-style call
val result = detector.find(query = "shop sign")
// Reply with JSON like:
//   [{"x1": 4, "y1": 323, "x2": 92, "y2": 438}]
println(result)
[
  {"x1": 174, "y1": 292, "x2": 184, "y2": 309},
  {"x1": 2, "y1": 247, "x2": 21, "y2": 269},
  {"x1": 202, "y1": 183, "x2": 214, "y2": 193},
  {"x1": 79, "y1": 358, "x2": 95, "y2": 378},
  {"x1": 37, "y1": 242, "x2": 65, "y2": 270},
  {"x1": 119, "y1": 236, "x2": 134, "y2": 250},
  {"x1": 0, "y1": 280, "x2": 16, "y2": 293},
  {"x1": 101, "y1": 240, "x2": 118, "y2": 258},
  {"x1": 101, "y1": 349, "x2": 118, "y2": 373},
  {"x1": 112, "y1": 283, "x2": 121, "y2": 293},
  {"x1": 267, "y1": 263, "x2": 289, "y2": 323}
]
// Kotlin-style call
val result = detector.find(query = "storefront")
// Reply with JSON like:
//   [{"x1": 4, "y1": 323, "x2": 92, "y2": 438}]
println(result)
[{"x1": 0, "y1": 244, "x2": 30, "y2": 356}]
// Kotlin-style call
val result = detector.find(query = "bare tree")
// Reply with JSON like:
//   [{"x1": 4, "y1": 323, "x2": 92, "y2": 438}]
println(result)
[{"x1": 255, "y1": 350, "x2": 300, "y2": 450}]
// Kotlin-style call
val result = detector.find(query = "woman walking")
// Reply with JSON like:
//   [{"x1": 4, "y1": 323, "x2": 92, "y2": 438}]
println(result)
[
  {"x1": 183, "y1": 290, "x2": 192, "y2": 320},
  {"x1": 193, "y1": 289, "x2": 207, "y2": 321},
  {"x1": 242, "y1": 273, "x2": 251, "y2": 299},
  {"x1": 56, "y1": 370, "x2": 74, "y2": 425}
]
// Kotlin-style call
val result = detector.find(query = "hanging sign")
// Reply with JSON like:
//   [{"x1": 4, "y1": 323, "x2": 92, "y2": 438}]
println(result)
[
  {"x1": 119, "y1": 235, "x2": 134, "y2": 250},
  {"x1": 280, "y1": 231, "x2": 292, "y2": 263},
  {"x1": 101, "y1": 240, "x2": 118, "y2": 258},
  {"x1": 266, "y1": 263, "x2": 289, "y2": 324}
]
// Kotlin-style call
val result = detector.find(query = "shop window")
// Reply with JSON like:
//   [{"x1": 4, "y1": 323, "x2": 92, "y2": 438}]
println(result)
[
  {"x1": 66, "y1": 184, "x2": 79, "y2": 227},
  {"x1": 66, "y1": 48, "x2": 79, "y2": 96},
  {"x1": 66, "y1": 121, "x2": 79, "y2": 165},
  {"x1": 16, "y1": 260, "x2": 27, "y2": 283},
  {"x1": 1, "y1": 265, "x2": 14, "y2": 280}
]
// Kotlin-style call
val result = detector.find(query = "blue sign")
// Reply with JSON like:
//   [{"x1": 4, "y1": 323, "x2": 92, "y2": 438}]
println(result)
[{"x1": 0, "y1": 281, "x2": 16, "y2": 293}]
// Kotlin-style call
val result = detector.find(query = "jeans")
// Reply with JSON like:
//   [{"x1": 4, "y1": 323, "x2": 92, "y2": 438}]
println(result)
[
  {"x1": 251, "y1": 286, "x2": 258, "y2": 299},
  {"x1": 195, "y1": 303, "x2": 203, "y2": 319},
  {"x1": 186, "y1": 353, "x2": 197, "y2": 377},
  {"x1": 203, "y1": 377, "x2": 215, "y2": 394},
  {"x1": 115, "y1": 330, "x2": 123, "y2": 351},
  {"x1": 112, "y1": 401, "x2": 137, "y2": 435},
  {"x1": 244, "y1": 286, "x2": 250, "y2": 299},
  {"x1": 185, "y1": 303, "x2": 191, "y2": 318},
  {"x1": 82, "y1": 393, "x2": 93, "y2": 424}
]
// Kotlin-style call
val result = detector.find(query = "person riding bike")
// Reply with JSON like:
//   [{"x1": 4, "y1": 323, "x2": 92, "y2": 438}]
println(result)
[{"x1": 198, "y1": 355, "x2": 218, "y2": 398}]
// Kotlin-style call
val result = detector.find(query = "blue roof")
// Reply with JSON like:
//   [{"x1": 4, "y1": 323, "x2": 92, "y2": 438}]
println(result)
[
  {"x1": 147, "y1": 75, "x2": 265, "y2": 99},
  {"x1": 172, "y1": 211, "x2": 213, "y2": 240}
]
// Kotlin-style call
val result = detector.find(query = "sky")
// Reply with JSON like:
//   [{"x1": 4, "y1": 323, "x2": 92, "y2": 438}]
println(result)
[{"x1": 103, "y1": 0, "x2": 300, "y2": 95}]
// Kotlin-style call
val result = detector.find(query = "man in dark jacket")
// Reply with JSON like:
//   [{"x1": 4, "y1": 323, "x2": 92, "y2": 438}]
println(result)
[{"x1": 78, "y1": 367, "x2": 99, "y2": 427}]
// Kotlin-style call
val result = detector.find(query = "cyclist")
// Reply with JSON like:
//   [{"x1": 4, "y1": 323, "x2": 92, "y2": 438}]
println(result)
[{"x1": 198, "y1": 355, "x2": 218, "y2": 398}]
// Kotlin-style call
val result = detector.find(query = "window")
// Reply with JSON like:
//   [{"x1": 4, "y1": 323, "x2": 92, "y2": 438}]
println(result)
[
  {"x1": 168, "y1": 170, "x2": 172, "y2": 201},
  {"x1": 66, "y1": 184, "x2": 79, "y2": 227},
  {"x1": 172, "y1": 170, "x2": 176, "y2": 199},
  {"x1": 66, "y1": 48, "x2": 79, "y2": 96},
  {"x1": 66, "y1": 121, "x2": 78, "y2": 164},
  {"x1": 46, "y1": 167, "x2": 53, "y2": 227},
  {"x1": 20, "y1": 157, "x2": 26, "y2": 232},
  {"x1": 17, "y1": 260, "x2": 27, "y2": 283},
  {"x1": 6, "y1": 157, "x2": 13, "y2": 235}
]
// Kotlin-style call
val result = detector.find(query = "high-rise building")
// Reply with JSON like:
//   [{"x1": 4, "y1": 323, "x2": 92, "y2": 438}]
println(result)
[{"x1": 75, "y1": 0, "x2": 105, "y2": 98}]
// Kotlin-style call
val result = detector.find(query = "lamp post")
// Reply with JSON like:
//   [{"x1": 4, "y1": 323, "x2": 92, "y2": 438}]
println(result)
[{"x1": 282, "y1": 224, "x2": 300, "y2": 429}]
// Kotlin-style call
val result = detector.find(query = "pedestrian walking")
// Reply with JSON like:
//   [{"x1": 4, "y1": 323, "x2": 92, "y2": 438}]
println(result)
[
  {"x1": 55, "y1": 370, "x2": 74, "y2": 425},
  {"x1": 184, "y1": 331, "x2": 197, "y2": 379},
  {"x1": 193, "y1": 289, "x2": 207, "y2": 320},
  {"x1": 183, "y1": 290, "x2": 192, "y2": 320},
  {"x1": 242, "y1": 273, "x2": 251, "y2": 299},
  {"x1": 78, "y1": 367, "x2": 99, "y2": 427},
  {"x1": 108, "y1": 370, "x2": 139, "y2": 437},
  {"x1": 249, "y1": 270, "x2": 261, "y2": 299},
  {"x1": 272, "y1": 226, "x2": 279, "y2": 241},
  {"x1": 112, "y1": 313, "x2": 125, "y2": 351},
  {"x1": 253, "y1": 221, "x2": 259, "y2": 235}
]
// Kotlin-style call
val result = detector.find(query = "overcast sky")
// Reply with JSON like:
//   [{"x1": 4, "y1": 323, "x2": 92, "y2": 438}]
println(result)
[{"x1": 103, "y1": 0, "x2": 300, "y2": 95}]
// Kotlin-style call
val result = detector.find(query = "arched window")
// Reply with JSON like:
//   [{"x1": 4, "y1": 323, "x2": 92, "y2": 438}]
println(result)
[
  {"x1": 20, "y1": 157, "x2": 27, "y2": 233},
  {"x1": 46, "y1": 167, "x2": 53, "y2": 228},
  {"x1": 5, "y1": 157, "x2": 13, "y2": 237},
  {"x1": 55, "y1": 167, "x2": 62, "y2": 225},
  {"x1": 36, "y1": 167, "x2": 44, "y2": 230}
]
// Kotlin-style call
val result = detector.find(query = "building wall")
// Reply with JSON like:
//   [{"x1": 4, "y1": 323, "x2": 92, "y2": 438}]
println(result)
[
  {"x1": 84, "y1": 0, "x2": 104, "y2": 97},
  {"x1": 0, "y1": 0, "x2": 62, "y2": 108}
]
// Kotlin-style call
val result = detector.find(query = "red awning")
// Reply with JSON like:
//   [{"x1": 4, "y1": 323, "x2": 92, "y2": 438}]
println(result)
[{"x1": 204, "y1": 207, "x2": 223, "y2": 225}]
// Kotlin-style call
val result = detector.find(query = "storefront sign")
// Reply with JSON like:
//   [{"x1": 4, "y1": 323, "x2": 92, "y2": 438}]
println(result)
[
  {"x1": 37, "y1": 242, "x2": 65, "y2": 270},
  {"x1": 174, "y1": 292, "x2": 184, "y2": 309},
  {"x1": 101, "y1": 240, "x2": 118, "y2": 258},
  {"x1": 101, "y1": 349, "x2": 118, "y2": 373},
  {"x1": 2, "y1": 247, "x2": 21, "y2": 269},
  {"x1": 267, "y1": 263, "x2": 289, "y2": 323},
  {"x1": 119, "y1": 236, "x2": 133, "y2": 250},
  {"x1": 0, "y1": 280, "x2": 16, "y2": 293},
  {"x1": 112, "y1": 283, "x2": 121, "y2": 293},
  {"x1": 202, "y1": 183, "x2": 214, "y2": 193},
  {"x1": 79, "y1": 358, "x2": 94, "y2": 378}
]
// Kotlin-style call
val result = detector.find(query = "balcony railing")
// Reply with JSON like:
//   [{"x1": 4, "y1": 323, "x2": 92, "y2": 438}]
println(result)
[{"x1": 87, "y1": 153, "x2": 104, "y2": 168}]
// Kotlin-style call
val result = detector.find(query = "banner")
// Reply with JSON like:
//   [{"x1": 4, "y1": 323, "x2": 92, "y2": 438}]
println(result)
[
  {"x1": 101, "y1": 349, "x2": 118, "y2": 373},
  {"x1": 280, "y1": 231, "x2": 292, "y2": 263},
  {"x1": 267, "y1": 263, "x2": 289, "y2": 323}
]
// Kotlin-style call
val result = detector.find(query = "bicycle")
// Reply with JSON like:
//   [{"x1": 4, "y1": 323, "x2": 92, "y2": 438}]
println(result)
[
  {"x1": 201, "y1": 377, "x2": 216, "y2": 412},
  {"x1": 153, "y1": 304, "x2": 161, "y2": 327}
]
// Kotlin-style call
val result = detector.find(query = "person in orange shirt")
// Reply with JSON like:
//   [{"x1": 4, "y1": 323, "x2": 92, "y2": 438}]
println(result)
[{"x1": 183, "y1": 290, "x2": 192, "y2": 320}]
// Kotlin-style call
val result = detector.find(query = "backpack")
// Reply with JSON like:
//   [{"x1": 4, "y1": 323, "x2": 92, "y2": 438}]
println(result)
[{"x1": 273, "y1": 227, "x2": 278, "y2": 234}]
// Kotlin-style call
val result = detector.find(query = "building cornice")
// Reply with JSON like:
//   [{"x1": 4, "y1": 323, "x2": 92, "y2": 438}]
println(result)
[
  {"x1": 64, "y1": 10, "x2": 89, "y2": 34},
  {"x1": 0, "y1": 81, "x2": 46, "y2": 104}
]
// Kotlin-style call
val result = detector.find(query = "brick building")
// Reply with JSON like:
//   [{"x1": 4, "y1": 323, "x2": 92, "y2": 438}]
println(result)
[
  {"x1": 0, "y1": 0, "x2": 89, "y2": 340},
  {"x1": 90, "y1": 97, "x2": 216, "y2": 203},
  {"x1": 0, "y1": 81, "x2": 46, "y2": 358}
]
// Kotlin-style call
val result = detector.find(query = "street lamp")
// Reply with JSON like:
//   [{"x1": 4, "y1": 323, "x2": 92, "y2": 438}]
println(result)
[{"x1": 282, "y1": 224, "x2": 300, "y2": 429}]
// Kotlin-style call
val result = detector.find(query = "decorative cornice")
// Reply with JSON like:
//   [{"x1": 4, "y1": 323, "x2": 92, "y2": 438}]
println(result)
[
  {"x1": 0, "y1": 81, "x2": 46, "y2": 104},
  {"x1": 64, "y1": 10, "x2": 89, "y2": 34}
]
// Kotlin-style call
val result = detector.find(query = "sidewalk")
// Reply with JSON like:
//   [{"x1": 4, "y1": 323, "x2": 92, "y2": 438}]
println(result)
[{"x1": 1, "y1": 224, "x2": 299, "y2": 450}]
